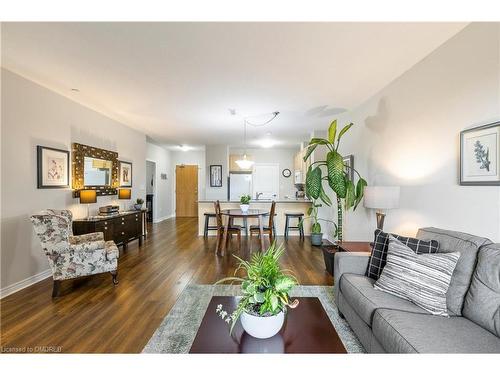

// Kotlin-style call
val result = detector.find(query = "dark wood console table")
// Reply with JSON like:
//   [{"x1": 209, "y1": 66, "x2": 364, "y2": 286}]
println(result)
[{"x1": 73, "y1": 209, "x2": 147, "y2": 249}]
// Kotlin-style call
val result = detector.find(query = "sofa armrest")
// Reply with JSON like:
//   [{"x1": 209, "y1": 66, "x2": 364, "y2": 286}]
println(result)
[
  {"x1": 69, "y1": 232, "x2": 104, "y2": 244},
  {"x1": 334, "y1": 252, "x2": 371, "y2": 298}
]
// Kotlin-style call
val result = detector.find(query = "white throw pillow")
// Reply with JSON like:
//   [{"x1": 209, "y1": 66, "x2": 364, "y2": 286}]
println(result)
[{"x1": 374, "y1": 235, "x2": 460, "y2": 316}]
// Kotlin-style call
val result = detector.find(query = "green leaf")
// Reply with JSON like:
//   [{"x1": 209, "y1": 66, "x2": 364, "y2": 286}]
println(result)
[
  {"x1": 326, "y1": 150, "x2": 347, "y2": 198},
  {"x1": 319, "y1": 188, "x2": 332, "y2": 206},
  {"x1": 353, "y1": 178, "x2": 368, "y2": 210},
  {"x1": 344, "y1": 179, "x2": 355, "y2": 211},
  {"x1": 253, "y1": 292, "x2": 265, "y2": 303},
  {"x1": 328, "y1": 119, "x2": 337, "y2": 144},
  {"x1": 270, "y1": 294, "x2": 279, "y2": 312},
  {"x1": 274, "y1": 277, "x2": 296, "y2": 292},
  {"x1": 312, "y1": 222, "x2": 322, "y2": 233},
  {"x1": 309, "y1": 137, "x2": 330, "y2": 145},
  {"x1": 337, "y1": 122, "x2": 353, "y2": 144},
  {"x1": 305, "y1": 166, "x2": 322, "y2": 200},
  {"x1": 306, "y1": 206, "x2": 313, "y2": 216},
  {"x1": 303, "y1": 143, "x2": 318, "y2": 162}
]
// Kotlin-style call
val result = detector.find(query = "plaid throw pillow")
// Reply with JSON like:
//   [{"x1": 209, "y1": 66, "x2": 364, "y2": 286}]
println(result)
[{"x1": 366, "y1": 229, "x2": 440, "y2": 280}]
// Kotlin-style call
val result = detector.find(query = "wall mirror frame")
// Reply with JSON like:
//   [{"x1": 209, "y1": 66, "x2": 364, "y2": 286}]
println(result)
[{"x1": 72, "y1": 142, "x2": 119, "y2": 198}]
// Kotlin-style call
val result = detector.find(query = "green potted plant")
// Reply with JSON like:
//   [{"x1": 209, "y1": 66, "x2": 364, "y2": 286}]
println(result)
[
  {"x1": 215, "y1": 243, "x2": 299, "y2": 339},
  {"x1": 134, "y1": 198, "x2": 144, "y2": 210},
  {"x1": 299, "y1": 199, "x2": 338, "y2": 246},
  {"x1": 303, "y1": 120, "x2": 367, "y2": 243},
  {"x1": 239, "y1": 194, "x2": 251, "y2": 213}
]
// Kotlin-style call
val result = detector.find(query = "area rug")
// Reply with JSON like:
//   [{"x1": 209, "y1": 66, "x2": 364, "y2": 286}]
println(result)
[{"x1": 142, "y1": 284, "x2": 365, "y2": 353}]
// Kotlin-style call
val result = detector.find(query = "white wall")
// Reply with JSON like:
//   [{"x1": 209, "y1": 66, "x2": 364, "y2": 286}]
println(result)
[
  {"x1": 230, "y1": 147, "x2": 299, "y2": 199},
  {"x1": 1, "y1": 68, "x2": 147, "y2": 291},
  {"x1": 170, "y1": 149, "x2": 206, "y2": 212},
  {"x1": 205, "y1": 144, "x2": 229, "y2": 200},
  {"x1": 146, "y1": 143, "x2": 173, "y2": 222},
  {"x1": 318, "y1": 23, "x2": 500, "y2": 242}
]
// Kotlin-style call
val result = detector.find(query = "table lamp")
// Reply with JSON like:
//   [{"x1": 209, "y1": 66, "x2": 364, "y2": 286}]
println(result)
[
  {"x1": 80, "y1": 189, "x2": 97, "y2": 219},
  {"x1": 118, "y1": 188, "x2": 131, "y2": 212},
  {"x1": 363, "y1": 186, "x2": 400, "y2": 230}
]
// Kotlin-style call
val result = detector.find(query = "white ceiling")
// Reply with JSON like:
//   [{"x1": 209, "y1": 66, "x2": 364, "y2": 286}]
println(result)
[{"x1": 1, "y1": 22, "x2": 467, "y2": 148}]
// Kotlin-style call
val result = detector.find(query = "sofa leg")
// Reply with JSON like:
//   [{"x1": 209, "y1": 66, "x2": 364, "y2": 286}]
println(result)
[
  {"x1": 338, "y1": 310, "x2": 345, "y2": 319},
  {"x1": 52, "y1": 280, "x2": 61, "y2": 298},
  {"x1": 111, "y1": 271, "x2": 119, "y2": 285}
]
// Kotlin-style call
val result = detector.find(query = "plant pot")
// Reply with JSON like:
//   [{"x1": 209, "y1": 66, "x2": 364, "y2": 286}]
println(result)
[
  {"x1": 240, "y1": 311, "x2": 285, "y2": 339},
  {"x1": 240, "y1": 204, "x2": 250, "y2": 213},
  {"x1": 311, "y1": 232, "x2": 323, "y2": 246},
  {"x1": 134, "y1": 204, "x2": 143, "y2": 210}
]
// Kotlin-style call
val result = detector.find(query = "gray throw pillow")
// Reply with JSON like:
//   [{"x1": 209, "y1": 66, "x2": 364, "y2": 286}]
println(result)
[{"x1": 374, "y1": 236, "x2": 460, "y2": 316}]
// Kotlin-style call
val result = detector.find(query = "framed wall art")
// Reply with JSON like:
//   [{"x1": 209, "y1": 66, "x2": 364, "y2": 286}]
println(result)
[
  {"x1": 210, "y1": 165, "x2": 222, "y2": 187},
  {"x1": 343, "y1": 154, "x2": 354, "y2": 181},
  {"x1": 460, "y1": 121, "x2": 500, "y2": 185},
  {"x1": 119, "y1": 161, "x2": 133, "y2": 187},
  {"x1": 37, "y1": 146, "x2": 70, "y2": 189}
]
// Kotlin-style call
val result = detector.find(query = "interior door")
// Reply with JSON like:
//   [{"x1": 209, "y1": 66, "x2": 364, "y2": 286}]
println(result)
[
  {"x1": 252, "y1": 163, "x2": 279, "y2": 200},
  {"x1": 176, "y1": 165, "x2": 198, "y2": 217}
]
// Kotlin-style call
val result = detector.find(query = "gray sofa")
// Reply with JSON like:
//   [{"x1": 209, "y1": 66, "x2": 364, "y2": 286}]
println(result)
[{"x1": 334, "y1": 227, "x2": 500, "y2": 353}]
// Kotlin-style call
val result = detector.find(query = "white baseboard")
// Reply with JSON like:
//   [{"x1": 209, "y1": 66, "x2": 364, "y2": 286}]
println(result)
[
  {"x1": 153, "y1": 214, "x2": 174, "y2": 223},
  {"x1": 0, "y1": 269, "x2": 52, "y2": 299}
]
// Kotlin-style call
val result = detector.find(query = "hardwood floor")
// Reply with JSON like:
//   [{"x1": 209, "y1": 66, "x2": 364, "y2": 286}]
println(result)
[{"x1": 0, "y1": 218, "x2": 332, "y2": 353}]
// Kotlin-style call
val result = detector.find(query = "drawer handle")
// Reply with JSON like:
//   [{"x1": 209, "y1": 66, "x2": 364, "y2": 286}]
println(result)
[
  {"x1": 122, "y1": 222, "x2": 125, "y2": 225},
  {"x1": 121, "y1": 232, "x2": 124, "y2": 235},
  {"x1": 136, "y1": 219, "x2": 138, "y2": 221},
  {"x1": 104, "y1": 227, "x2": 107, "y2": 230},
  {"x1": 104, "y1": 221, "x2": 108, "y2": 225}
]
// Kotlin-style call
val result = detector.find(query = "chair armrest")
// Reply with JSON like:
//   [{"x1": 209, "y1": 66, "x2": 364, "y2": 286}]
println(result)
[
  {"x1": 69, "y1": 240, "x2": 106, "y2": 252},
  {"x1": 334, "y1": 252, "x2": 371, "y2": 298},
  {"x1": 69, "y1": 232, "x2": 104, "y2": 244}
]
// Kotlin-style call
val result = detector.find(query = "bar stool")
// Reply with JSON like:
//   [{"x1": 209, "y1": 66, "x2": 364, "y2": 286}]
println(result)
[
  {"x1": 203, "y1": 212, "x2": 218, "y2": 238},
  {"x1": 284, "y1": 212, "x2": 304, "y2": 240}
]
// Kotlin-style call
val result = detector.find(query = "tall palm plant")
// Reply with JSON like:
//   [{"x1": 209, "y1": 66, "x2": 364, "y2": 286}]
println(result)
[{"x1": 303, "y1": 120, "x2": 367, "y2": 242}]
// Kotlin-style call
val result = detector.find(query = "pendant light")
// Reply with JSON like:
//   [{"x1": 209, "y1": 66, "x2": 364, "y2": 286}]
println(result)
[{"x1": 235, "y1": 120, "x2": 254, "y2": 169}]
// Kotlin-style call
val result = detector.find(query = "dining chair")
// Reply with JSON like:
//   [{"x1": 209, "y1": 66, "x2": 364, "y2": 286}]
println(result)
[
  {"x1": 249, "y1": 201, "x2": 276, "y2": 243},
  {"x1": 214, "y1": 200, "x2": 242, "y2": 253}
]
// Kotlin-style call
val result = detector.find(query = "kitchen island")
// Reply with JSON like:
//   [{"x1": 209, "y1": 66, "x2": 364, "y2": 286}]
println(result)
[{"x1": 197, "y1": 199, "x2": 312, "y2": 237}]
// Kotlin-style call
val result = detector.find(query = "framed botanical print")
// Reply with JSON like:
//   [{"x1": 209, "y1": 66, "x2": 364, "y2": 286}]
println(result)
[
  {"x1": 343, "y1": 154, "x2": 354, "y2": 181},
  {"x1": 210, "y1": 165, "x2": 222, "y2": 187},
  {"x1": 119, "y1": 161, "x2": 133, "y2": 187},
  {"x1": 37, "y1": 146, "x2": 70, "y2": 188},
  {"x1": 460, "y1": 122, "x2": 500, "y2": 185}
]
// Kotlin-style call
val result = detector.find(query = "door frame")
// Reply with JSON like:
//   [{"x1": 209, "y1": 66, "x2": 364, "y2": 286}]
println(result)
[{"x1": 145, "y1": 159, "x2": 157, "y2": 222}]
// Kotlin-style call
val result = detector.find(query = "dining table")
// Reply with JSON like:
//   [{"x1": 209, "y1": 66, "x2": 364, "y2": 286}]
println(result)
[{"x1": 220, "y1": 209, "x2": 269, "y2": 254}]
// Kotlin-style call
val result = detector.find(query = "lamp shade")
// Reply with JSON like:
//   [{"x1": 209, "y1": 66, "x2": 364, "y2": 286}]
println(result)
[
  {"x1": 118, "y1": 188, "x2": 131, "y2": 200},
  {"x1": 79, "y1": 189, "x2": 97, "y2": 204},
  {"x1": 363, "y1": 186, "x2": 400, "y2": 210}
]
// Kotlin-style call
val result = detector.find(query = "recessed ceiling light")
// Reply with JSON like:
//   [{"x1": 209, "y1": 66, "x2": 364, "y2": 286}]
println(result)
[
  {"x1": 259, "y1": 138, "x2": 276, "y2": 148},
  {"x1": 179, "y1": 145, "x2": 190, "y2": 152},
  {"x1": 265, "y1": 131, "x2": 272, "y2": 136}
]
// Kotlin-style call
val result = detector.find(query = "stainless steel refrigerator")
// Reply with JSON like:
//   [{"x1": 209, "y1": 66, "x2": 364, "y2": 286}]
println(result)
[{"x1": 228, "y1": 173, "x2": 252, "y2": 201}]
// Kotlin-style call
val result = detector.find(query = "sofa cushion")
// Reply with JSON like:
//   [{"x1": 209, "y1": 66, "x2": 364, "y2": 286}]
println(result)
[
  {"x1": 374, "y1": 236, "x2": 460, "y2": 316},
  {"x1": 339, "y1": 273, "x2": 428, "y2": 327},
  {"x1": 416, "y1": 227, "x2": 492, "y2": 315},
  {"x1": 372, "y1": 309, "x2": 500, "y2": 353},
  {"x1": 366, "y1": 229, "x2": 439, "y2": 280},
  {"x1": 463, "y1": 243, "x2": 500, "y2": 338}
]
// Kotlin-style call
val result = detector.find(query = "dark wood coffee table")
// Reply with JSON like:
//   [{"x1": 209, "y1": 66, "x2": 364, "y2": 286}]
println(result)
[{"x1": 189, "y1": 296, "x2": 346, "y2": 353}]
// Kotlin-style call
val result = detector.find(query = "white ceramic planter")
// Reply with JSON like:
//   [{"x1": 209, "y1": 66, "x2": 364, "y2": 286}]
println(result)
[
  {"x1": 240, "y1": 204, "x2": 250, "y2": 213},
  {"x1": 240, "y1": 311, "x2": 285, "y2": 339}
]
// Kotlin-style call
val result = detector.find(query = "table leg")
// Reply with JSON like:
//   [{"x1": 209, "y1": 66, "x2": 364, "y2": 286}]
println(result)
[
  {"x1": 244, "y1": 217, "x2": 248, "y2": 237},
  {"x1": 259, "y1": 215, "x2": 265, "y2": 251},
  {"x1": 221, "y1": 215, "x2": 229, "y2": 256}
]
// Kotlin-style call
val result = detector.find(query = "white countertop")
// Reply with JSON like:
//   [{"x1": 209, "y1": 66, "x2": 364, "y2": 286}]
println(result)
[{"x1": 198, "y1": 198, "x2": 311, "y2": 203}]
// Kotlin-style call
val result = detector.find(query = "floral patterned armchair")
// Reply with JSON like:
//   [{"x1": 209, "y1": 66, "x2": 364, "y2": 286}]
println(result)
[{"x1": 30, "y1": 209, "x2": 119, "y2": 297}]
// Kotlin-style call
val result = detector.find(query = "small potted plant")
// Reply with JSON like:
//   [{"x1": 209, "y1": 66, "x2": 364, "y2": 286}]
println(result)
[
  {"x1": 215, "y1": 243, "x2": 299, "y2": 339},
  {"x1": 134, "y1": 198, "x2": 144, "y2": 210},
  {"x1": 239, "y1": 194, "x2": 251, "y2": 213},
  {"x1": 300, "y1": 199, "x2": 337, "y2": 246}
]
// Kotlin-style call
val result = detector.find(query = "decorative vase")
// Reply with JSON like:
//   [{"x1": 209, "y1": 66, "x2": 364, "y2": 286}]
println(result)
[
  {"x1": 311, "y1": 232, "x2": 323, "y2": 246},
  {"x1": 240, "y1": 311, "x2": 285, "y2": 339},
  {"x1": 240, "y1": 204, "x2": 250, "y2": 212},
  {"x1": 134, "y1": 204, "x2": 143, "y2": 210}
]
